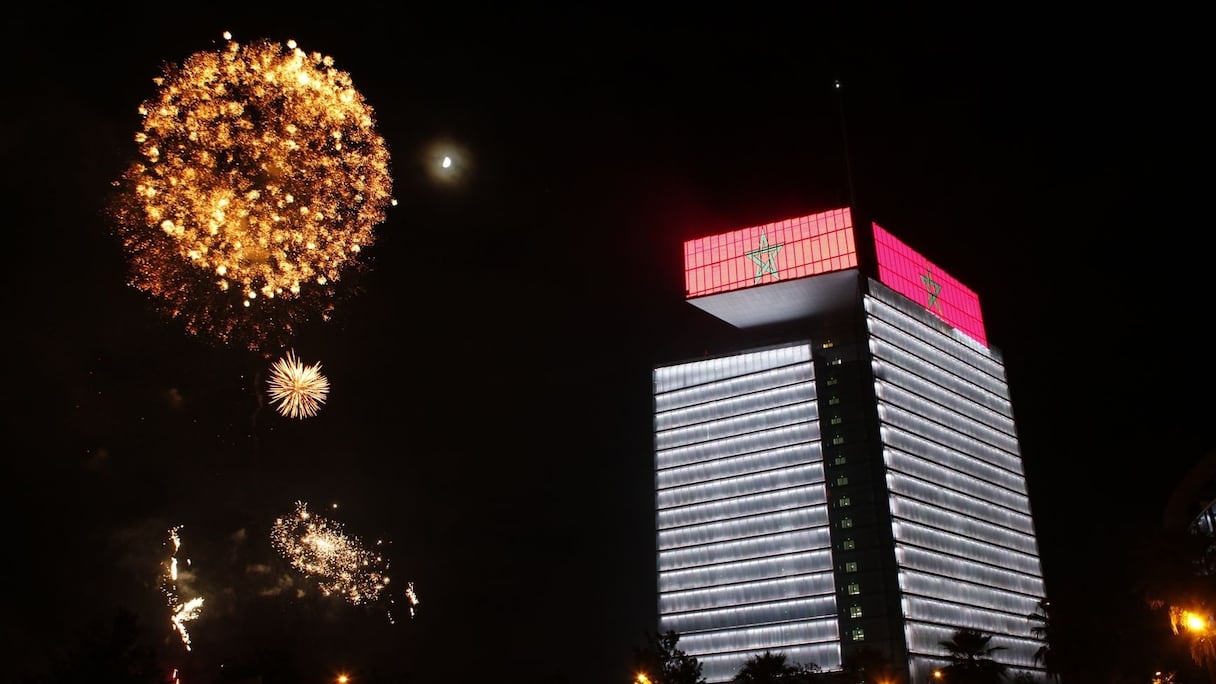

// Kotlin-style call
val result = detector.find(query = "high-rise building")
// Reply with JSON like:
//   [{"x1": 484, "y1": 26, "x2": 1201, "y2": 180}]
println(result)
[{"x1": 651, "y1": 206, "x2": 1048, "y2": 683}]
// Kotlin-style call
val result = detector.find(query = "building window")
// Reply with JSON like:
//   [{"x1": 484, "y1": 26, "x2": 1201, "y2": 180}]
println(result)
[
  {"x1": 830, "y1": 415, "x2": 843, "y2": 426},
  {"x1": 836, "y1": 475, "x2": 849, "y2": 486},
  {"x1": 832, "y1": 435, "x2": 845, "y2": 445},
  {"x1": 822, "y1": 340, "x2": 835, "y2": 349},
  {"x1": 828, "y1": 357, "x2": 843, "y2": 366},
  {"x1": 850, "y1": 605, "x2": 863, "y2": 618},
  {"x1": 852, "y1": 627, "x2": 865, "y2": 641},
  {"x1": 840, "y1": 517, "x2": 853, "y2": 529},
  {"x1": 826, "y1": 377, "x2": 839, "y2": 386},
  {"x1": 842, "y1": 538, "x2": 856, "y2": 551},
  {"x1": 847, "y1": 582, "x2": 860, "y2": 595},
  {"x1": 838, "y1": 495, "x2": 852, "y2": 508},
  {"x1": 845, "y1": 561, "x2": 858, "y2": 573},
  {"x1": 834, "y1": 455, "x2": 847, "y2": 466},
  {"x1": 828, "y1": 396, "x2": 841, "y2": 405}
]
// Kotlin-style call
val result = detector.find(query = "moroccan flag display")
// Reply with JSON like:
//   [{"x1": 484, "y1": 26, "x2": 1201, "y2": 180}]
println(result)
[
  {"x1": 684, "y1": 207, "x2": 858, "y2": 298},
  {"x1": 873, "y1": 222, "x2": 986, "y2": 346}
]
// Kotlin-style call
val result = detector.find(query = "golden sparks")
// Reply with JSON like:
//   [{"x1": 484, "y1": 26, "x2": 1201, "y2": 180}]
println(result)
[
  {"x1": 405, "y1": 580, "x2": 420, "y2": 618},
  {"x1": 110, "y1": 33, "x2": 394, "y2": 350},
  {"x1": 267, "y1": 350, "x2": 330, "y2": 419},
  {"x1": 270, "y1": 501, "x2": 389, "y2": 606},
  {"x1": 162, "y1": 526, "x2": 204, "y2": 651}
]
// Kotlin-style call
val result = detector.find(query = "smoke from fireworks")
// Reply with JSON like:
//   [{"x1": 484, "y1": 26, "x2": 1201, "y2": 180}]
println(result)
[
  {"x1": 110, "y1": 31, "x2": 395, "y2": 350},
  {"x1": 270, "y1": 501, "x2": 391, "y2": 608},
  {"x1": 162, "y1": 526, "x2": 204, "y2": 651},
  {"x1": 267, "y1": 350, "x2": 330, "y2": 418}
]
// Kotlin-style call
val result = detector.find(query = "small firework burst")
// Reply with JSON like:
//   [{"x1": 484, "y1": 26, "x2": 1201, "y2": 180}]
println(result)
[
  {"x1": 267, "y1": 350, "x2": 330, "y2": 419},
  {"x1": 270, "y1": 501, "x2": 389, "y2": 605}
]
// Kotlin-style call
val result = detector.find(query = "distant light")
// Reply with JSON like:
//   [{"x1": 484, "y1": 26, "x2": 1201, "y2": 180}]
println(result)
[{"x1": 423, "y1": 140, "x2": 470, "y2": 185}]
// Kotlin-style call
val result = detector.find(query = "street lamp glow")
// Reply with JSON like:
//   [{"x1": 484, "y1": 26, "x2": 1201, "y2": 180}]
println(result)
[
  {"x1": 636, "y1": 674, "x2": 652, "y2": 684},
  {"x1": 1183, "y1": 610, "x2": 1209, "y2": 632}
]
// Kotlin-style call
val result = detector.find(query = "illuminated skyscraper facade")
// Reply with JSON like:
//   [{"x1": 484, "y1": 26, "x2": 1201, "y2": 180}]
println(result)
[{"x1": 652, "y1": 208, "x2": 1048, "y2": 683}]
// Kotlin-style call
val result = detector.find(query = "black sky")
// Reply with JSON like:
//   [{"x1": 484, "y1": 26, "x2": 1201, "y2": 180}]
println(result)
[{"x1": 4, "y1": 6, "x2": 1211, "y2": 684}]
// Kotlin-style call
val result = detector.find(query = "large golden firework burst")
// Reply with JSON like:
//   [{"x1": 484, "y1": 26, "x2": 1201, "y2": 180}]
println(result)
[{"x1": 110, "y1": 32, "x2": 394, "y2": 350}]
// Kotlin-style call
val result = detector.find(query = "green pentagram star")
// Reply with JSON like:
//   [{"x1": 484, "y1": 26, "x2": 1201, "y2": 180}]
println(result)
[
  {"x1": 746, "y1": 232, "x2": 783, "y2": 283},
  {"x1": 921, "y1": 269, "x2": 943, "y2": 312}
]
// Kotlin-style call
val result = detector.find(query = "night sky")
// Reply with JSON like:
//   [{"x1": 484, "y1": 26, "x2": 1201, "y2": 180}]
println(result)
[{"x1": 5, "y1": 7, "x2": 1209, "y2": 684}]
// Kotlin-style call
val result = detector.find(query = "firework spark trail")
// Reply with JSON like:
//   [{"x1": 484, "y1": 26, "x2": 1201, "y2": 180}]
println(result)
[
  {"x1": 271, "y1": 501, "x2": 390, "y2": 606},
  {"x1": 171, "y1": 598, "x2": 204, "y2": 646},
  {"x1": 405, "y1": 580, "x2": 420, "y2": 618},
  {"x1": 162, "y1": 526, "x2": 204, "y2": 651},
  {"x1": 267, "y1": 350, "x2": 330, "y2": 419},
  {"x1": 110, "y1": 31, "x2": 395, "y2": 350}
]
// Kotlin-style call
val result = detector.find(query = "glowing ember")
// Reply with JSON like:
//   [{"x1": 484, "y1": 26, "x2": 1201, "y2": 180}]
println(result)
[{"x1": 405, "y1": 580, "x2": 420, "y2": 618}]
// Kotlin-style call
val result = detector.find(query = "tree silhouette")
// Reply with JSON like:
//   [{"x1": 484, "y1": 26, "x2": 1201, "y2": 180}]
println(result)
[
  {"x1": 938, "y1": 627, "x2": 1008, "y2": 684},
  {"x1": 1026, "y1": 599, "x2": 1057, "y2": 683},
  {"x1": 24, "y1": 608, "x2": 166, "y2": 684},
  {"x1": 731, "y1": 650, "x2": 819, "y2": 682},
  {"x1": 840, "y1": 647, "x2": 901, "y2": 684},
  {"x1": 1130, "y1": 492, "x2": 1216, "y2": 684},
  {"x1": 631, "y1": 630, "x2": 707, "y2": 684}
]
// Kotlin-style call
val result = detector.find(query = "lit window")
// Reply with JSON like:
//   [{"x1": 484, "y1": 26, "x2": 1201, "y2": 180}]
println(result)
[
  {"x1": 839, "y1": 495, "x2": 852, "y2": 507},
  {"x1": 845, "y1": 561, "x2": 858, "y2": 572},
  {"x1": 852, "y1": 627, "x2": 865, "y2": 641},
  {"x1": 842, "y1": 539, "x2": 855, "y2": 550},
  {"x1": 834, "y1": 455, "x2": 847, "y2": 466},
  {"x1": 850, "y1": 605, "x2": 863, "y2": 618},
  {"x1": 828, "y1": 357, "x2": 843, "y2": 366},
  {"x1": 830, "y1": 415, "x2": 843, "y2": 425},
  {"x1": 822, "y1": 340, "x2": 835, "y2": 349},
  {"x1": 847, "y1": 582, "x2": 860, "y2": 595},
  {"x1": 836, "y1": 475, "x2": 849, "y2": 486},
  {"x1": 826, "y1": 377, "x2": 839, "y2": 386},
  {"x1": 832, "y1": 435, "x2": 845, "y2": 445},
  {"x1": 840, "y1": 517, "x2": 853, "y2": 529},
  {"x1": 828, "y1": 396, "x2": 841, "y2": 405}
]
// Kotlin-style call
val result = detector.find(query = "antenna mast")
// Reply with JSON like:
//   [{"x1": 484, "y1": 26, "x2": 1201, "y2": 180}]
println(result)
[{"x1": 834, "y1": 78, "x2": 857, "y2": 209}]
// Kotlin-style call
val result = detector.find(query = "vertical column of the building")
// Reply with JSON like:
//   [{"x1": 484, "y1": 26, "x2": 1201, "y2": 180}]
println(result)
[
  {"x1": 864, "y1": 285, "x2": 1048, "y2": 684},
  {"x1": 812, "y1": 311, "x2": 910, "y2": 676},
  {"x1": 653, "y1": 345, "x2": 842, "y2": 682}
]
